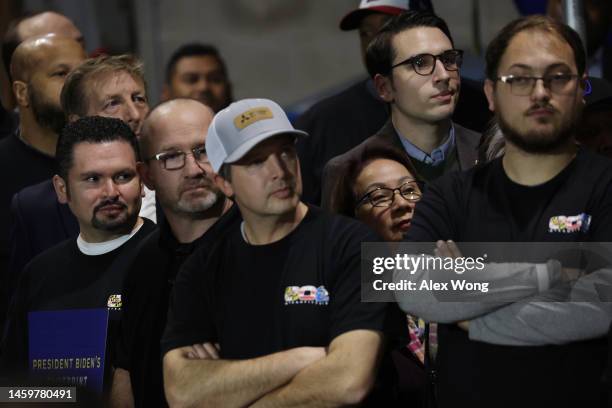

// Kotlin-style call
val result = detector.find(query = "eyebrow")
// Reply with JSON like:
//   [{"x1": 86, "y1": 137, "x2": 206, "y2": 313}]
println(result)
[
  {"x1": 365, "y1": 177, "x2": 417, "y2": 192},
  {"x1": 507, "y1": 62, "x2": 572, "y2": 72}
]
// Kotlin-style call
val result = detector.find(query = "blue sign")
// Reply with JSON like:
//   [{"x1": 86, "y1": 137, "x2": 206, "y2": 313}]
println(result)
[{"x1": 28, "y1": 308, "x2": 109, "y2": 393}]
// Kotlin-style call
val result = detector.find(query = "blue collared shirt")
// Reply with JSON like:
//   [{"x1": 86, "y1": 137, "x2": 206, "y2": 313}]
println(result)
[{"x1": 396, "y1": 125, "x2": 456, "y2": 166}]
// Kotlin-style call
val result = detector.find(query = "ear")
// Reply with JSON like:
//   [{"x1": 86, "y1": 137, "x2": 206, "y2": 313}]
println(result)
[
  {"x1": 67, "y1": 113, "x2": 80, "y2": 123},
  {"x1": 52, "y1": 174, "x2": 69, "y2": 204},
  {"x1": 137, "y1": 161, "x2": 155, "y2": 190},
  {"x1": 373, "y1": 73, "x2": 394, "y2": 103},
  {"x1": 12, "y1": 81, "x2": 29, "y2": 107},
  {"x1": 213, "y1": 173, "x2": 234, "y2": 198},
  {"x1": 484, "y1": 79, "x2": 496, "y2": 112},
  {"x1": 580, "y1": 74, "x2": 588, "y2": 104}
]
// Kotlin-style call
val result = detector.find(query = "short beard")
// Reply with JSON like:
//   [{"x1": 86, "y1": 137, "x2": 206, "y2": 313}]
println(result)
[
  {"x1": 29, "y1": 87, "x2": 66, "y2": 134},
  {"x1": 91, "y1": 200, "x2": 140, "y2": 235},
  {"x1": 174, "y1": 188, "x2": 223, "y2": 216},
  {"x1": 497, "y1": 111, "x2": 577, "y2": 154}
]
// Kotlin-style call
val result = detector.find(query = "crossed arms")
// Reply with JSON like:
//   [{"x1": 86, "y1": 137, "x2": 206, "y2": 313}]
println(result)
[{"x1": 162, "y1": 329, "x2": 383, "y2": 408}]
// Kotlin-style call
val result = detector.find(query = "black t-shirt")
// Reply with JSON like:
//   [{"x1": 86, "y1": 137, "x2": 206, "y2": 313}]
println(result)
[
  {"x1": 161, "y1": 206, "x2": 403, "y2": 404},
  {"x1": 0, "y1": 219, "x2": 156, "y2": 390},
  {"x1": 115, "y1": 206, "x2": 240, "y2": 408},
  {"x1": 405, "y1": 148, "x2": 612, "y2": 407},
  {"x1": 162, "y1": 206, "x2": 387, "y2": 354}
]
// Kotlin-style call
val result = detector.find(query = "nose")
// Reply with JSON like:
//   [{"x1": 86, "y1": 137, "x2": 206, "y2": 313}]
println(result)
[
  {"x1": 530, "y1": 78, "x2": 552, "y2": 102},
  {"x1": 124, "y1": 100, "x2": 144, "y2": 131},
  {"x1": 184, "y1": 151, "x2": 206, "y2": 176},
  {"x1": 391, "y1": 191, "x2": 414, "y2": 213},
  {"x1": 265, "y1": 153, "x2": 289, "y2": 180},
  {"x1": 195, "y1": 77, "x2": 209, "y2": 92},
  {"x1": 432, "y1": 58, "x2": 450, "y2": 83},
  {"x1": 102, "y1": 178, "x2": 120, "y2": 198}
]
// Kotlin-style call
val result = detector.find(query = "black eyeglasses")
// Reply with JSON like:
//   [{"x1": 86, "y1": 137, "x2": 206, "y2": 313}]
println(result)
[
  {"x1": 391, "y1": 49, "x2": 464, "y2": 76},
  {"x1": 356, "y1": 181, "x2": 422, "y2": 209},
  {"x1": 147, "y1": 146, "x2": 208, "y2": 170},
  {"x1": 496, "y1": 73, "x2": 579, "y2": 96}
]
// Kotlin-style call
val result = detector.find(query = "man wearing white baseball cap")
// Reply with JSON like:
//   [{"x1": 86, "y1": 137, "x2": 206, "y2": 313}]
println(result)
[{"x1": 161, "y1": 98, "x2": 405, "y2": 407}]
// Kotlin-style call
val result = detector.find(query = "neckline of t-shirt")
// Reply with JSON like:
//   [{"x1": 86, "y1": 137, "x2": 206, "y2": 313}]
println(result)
[
  {"x1": 77, "y1": 220, "x2": 145, "y2": 256},
  {"x1": 238, "y1": 205, "x2": 315, "y2": 248},
  {"x1": 498, "y1": 148, "x2": 581, "y2": 190}
]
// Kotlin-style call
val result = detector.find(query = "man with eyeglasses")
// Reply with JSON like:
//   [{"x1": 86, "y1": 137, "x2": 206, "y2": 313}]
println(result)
[
  {"x1": 397, "y1": 15, "x2": 612, "y2": 408},
  {"x1": 110, "y1": 98, "x2": 233, "y2": 407},
  {"x1": 321, "y1": 10, "x2": 480, "y2": 209},
  {"x1": 161, "y1": 98, "x2": 407, "y2": 407}
]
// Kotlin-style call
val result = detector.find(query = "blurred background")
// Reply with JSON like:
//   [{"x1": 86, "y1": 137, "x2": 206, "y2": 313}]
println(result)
[{"x1": 1, "y1": 0, "x2": 610, "y2": 112}]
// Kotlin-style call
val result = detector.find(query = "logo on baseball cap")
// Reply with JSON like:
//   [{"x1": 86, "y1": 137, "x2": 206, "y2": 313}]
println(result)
[{"x1": 206, "y1": 98, "x2": 308, "y2": 172}]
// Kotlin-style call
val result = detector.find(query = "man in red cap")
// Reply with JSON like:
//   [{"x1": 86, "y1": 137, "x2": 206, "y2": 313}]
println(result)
[{"x1": 296, "y1": 1, "x2": 419, "y2": 205}]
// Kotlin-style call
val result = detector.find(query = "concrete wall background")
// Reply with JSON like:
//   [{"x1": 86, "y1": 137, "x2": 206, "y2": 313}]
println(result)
[{"x1": 21, "y1": 0, "x2": 522, "y2": 106}]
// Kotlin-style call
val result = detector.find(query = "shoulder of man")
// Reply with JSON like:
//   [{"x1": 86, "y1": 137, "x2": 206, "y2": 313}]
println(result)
[
  {"x1": 295, "y1": 79, "x2": 375, "y2": 130},
  {"x1": 300, "y1": 205, "x2": 379, "y2": 246}
]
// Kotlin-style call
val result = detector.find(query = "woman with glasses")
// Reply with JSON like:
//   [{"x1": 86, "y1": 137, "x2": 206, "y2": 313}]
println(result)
[
  {"x1": 329, "y1": 141, "x2": 427, "y2": 403},
  {"x1": 329, "y1": 141, "x2": 422, "y2": 242}
]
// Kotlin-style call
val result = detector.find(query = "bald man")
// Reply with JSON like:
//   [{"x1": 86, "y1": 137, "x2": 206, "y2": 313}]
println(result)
[
  {"x1": 1, "y1": 11, "x2": 83, "y2": 115},
  {"x1": 111, "y1": 98, "x2": 234, "y2": 407},
  {"x1": 0, "y1": 35, "x2": 85, "y2": 317}
]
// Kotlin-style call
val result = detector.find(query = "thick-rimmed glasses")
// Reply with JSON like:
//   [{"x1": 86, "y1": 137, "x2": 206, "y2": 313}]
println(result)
[
  {"x1": 356, "y1": 181, "x2": 422, "y2": 209},
  {"x1": 496, "y1": 73, "x2": 579, "y2": 96},
  {"x1": 391, "y1": 49, "x2": 463, "y2": 76},
  {"x1": 147, "y1": 146, "x2": 209, "y2": 170}
]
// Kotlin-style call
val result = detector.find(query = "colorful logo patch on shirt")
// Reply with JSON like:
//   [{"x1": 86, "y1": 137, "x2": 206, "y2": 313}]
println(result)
[
  {"x1": 284, "y1": 285, "x2": 329, "y2": 305},
  {"x1": 106, "y1": 294, "x2": 122, "y2": 310},
  {"x1": 548, "y1": 213, "x2": 591, "y2": 234}
]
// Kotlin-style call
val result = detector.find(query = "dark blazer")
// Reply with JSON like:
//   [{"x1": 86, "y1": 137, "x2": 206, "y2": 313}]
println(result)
[
  {"x1": 1, "y1": 179, "x2": 78, "y2": 334},
  {"x1": 8, "y1": 180, "x2": 78, "y2": 273},
  {"x1": 320, "y1": 120, "x2": 480, "y2": 210}
]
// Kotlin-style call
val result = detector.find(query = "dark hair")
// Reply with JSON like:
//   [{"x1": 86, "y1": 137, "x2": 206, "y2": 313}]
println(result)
[
  {"x1": 165, "y1": 43, "x2": 228, "y2": 84},
  {"x1": 2, "y1": 11, "x2": 39, "y2": 81},
  {"x1": 365, "y1": 10, "x2": 454, "y2": 78},
  {"x1": 56, "y1": 116, "x2": 140, "y2": 180},
  {"x1": 328, "y1": 141, "x2": 420, "y2": 217},
  {"x1": 485, "y1": 15, "x2": 586, "y2": 80},
  {"x1": 61, "y1": 54, "x2": 145, "y2": 118}
]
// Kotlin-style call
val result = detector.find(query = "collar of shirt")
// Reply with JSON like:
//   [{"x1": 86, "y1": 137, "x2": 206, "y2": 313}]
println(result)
[
  {"x1": 77, "y1": 220, "x2": 144, "y2": 256},
  {"x1": 396, "y1": 124, "x2": 455, "y2": 166}
]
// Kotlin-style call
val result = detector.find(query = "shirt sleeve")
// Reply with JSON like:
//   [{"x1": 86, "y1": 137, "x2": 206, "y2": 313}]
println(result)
[
  {"x1": 404, "y1": 174, "x2": 459, "y2": 242},
  {"x1": 327, "y1": 221, "x2": 389, "y2": 340},
  {"x1": 468, "y1": 268, "x2": 612, "y2": 345},
  {"x1": 160, "y1": 245, "x2": 217, "y2": 357}
]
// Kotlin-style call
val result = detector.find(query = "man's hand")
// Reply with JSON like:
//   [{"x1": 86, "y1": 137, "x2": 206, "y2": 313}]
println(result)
[
  {"x1": 434, "y1": 240, "x2": 463, "y2": 258},
  {"x1": 185, "y1": 342, "x2": 220, "y2": 360},
  {"x1": 457, "y1": 320, "x2": 470, "y2": 331}
]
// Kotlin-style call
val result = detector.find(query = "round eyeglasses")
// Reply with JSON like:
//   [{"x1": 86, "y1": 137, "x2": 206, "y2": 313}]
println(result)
[
  {"x1": 356, "y1": 181, "x2": 422, "y2": 209},
  {"x1": 391, "y1": 49, "x2": 464, "y2": 76},
  {"x1": 496, "y1": 73, "x2": 579, "y2": 96},
  {"x1": 147, "y1": 146, "x2": 209, "y2": 170}
]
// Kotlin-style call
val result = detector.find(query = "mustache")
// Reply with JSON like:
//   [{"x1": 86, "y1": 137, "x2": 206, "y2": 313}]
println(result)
[
  {"x1": 94, "y1": 198, "x2": 127, "y2": 213},
  {"x1": 526, "y1": 103, "x2": 557, "y2": 114},
  {"x1": 269, "y1": 179, "x2": 296, "y2": 194},
  {"x1": 180, "y1": 176, "x2": 216, "y2": 193}
]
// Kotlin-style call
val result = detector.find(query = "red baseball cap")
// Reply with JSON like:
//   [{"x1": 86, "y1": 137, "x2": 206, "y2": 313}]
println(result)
[{"x1": 339, "y1": 0, "x2": 409, "y2": 31}]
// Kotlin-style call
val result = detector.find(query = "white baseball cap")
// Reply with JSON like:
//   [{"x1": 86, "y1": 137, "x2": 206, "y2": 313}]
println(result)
[
  {"x1": 206, "y1": 98, "x2": 308, "y2": 172},
  {"x1": 339, "y1": 0, "x2": 409, "y2": 31}
]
